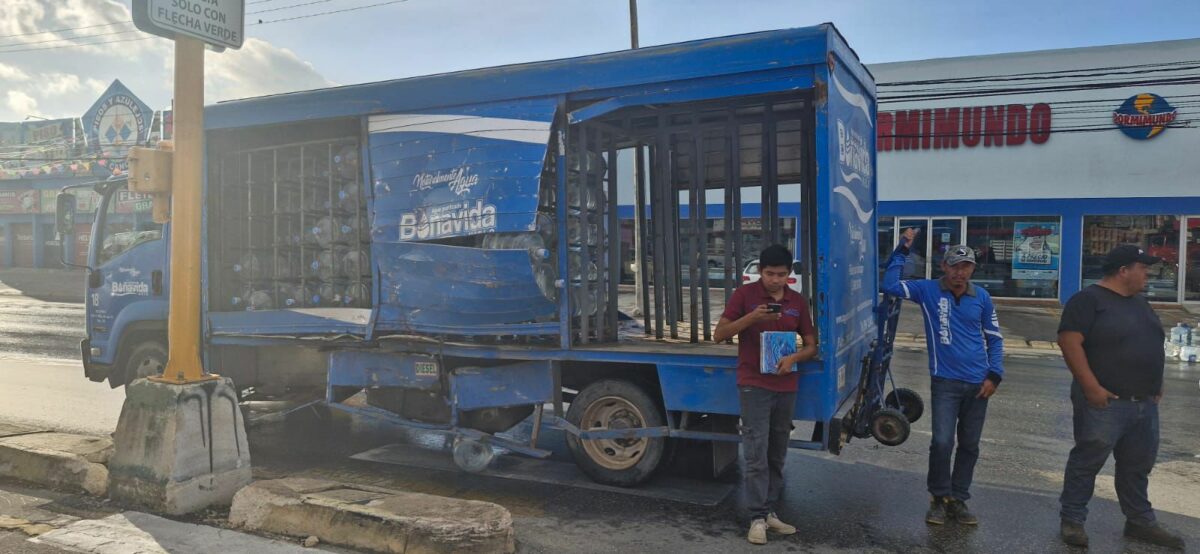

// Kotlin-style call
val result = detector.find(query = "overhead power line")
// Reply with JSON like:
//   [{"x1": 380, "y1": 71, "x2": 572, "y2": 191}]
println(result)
[
  {"x1": 0, "y1": 21, "x2": 130, "y2": 40},
  {"x1": 0, "y1": 35, "x2": 156, "y2": 55},
  {"x1": 247, "y1": 0, "x2": 335, "y2": 16},
  {"x1": 250, "y1": 0, "x2": 408, "y2": 25},
  {"x1": 0, "y1": 0, "x2": 410, "y2": 54},
  {"x1": 879, "y1": 58, "x2": 1200, "y2": 87},
  {"x1": 0, "y1": 28, "x2": 140, "y2": 50}
]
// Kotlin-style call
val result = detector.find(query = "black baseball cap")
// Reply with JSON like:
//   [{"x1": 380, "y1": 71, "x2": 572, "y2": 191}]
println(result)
[{"x1": 1102, "y1": 244, "x2": 1160, "y2": 271}]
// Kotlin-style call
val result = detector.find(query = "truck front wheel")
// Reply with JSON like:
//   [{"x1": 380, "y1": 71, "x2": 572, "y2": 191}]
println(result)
[
  {"x1": 120, "y1": 339, "x2": 167, "y2": 389},
  {"x1": 565, "y1": 379, "x2": 667, "y2": 487}
]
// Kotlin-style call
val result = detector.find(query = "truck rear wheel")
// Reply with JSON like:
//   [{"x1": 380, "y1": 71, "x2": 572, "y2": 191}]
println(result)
[
  {"x1": 565, "y1": 379, "x2": 666, "y2": 487},
  {"x1": 121, "y1": 339, "x2": 167, "y2": 390}
]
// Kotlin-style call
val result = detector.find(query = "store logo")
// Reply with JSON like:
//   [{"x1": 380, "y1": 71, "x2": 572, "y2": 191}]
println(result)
[
  {"x1": 91, "y1": 94, "x2": 147, "y2": 157},
  {"x1": 1113, "y1": 93, "x2": 1176, "y2": 140}
]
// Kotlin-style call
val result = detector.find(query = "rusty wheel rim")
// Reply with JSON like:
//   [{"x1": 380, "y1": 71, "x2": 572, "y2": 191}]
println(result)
[{"x1": 579, "y1": 395, "x2": 648, "y2": 471}]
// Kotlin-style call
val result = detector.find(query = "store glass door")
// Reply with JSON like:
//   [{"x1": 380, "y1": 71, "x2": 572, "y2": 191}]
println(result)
[
  {"x1": 1185, "y1": 216, "x2": 1200, "y2": 304},
  {"x1": 893, "y1": 217, "x2": 966, "y2": 279},
  {"x1": 930, "y1": 217, "x2": 965, "y2": 279},
  {"x1": 897, "y1": 218, "x2": 929, "y2": 279}
]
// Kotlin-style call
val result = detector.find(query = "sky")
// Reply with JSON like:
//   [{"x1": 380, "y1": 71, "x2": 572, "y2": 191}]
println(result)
[{"x1": 1, "y1": 0, "x2": 1199, "y2": 121}]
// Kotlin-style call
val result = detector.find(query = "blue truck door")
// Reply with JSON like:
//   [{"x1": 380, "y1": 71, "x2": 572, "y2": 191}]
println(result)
[
  {"x1": 86, "y1": 186, "x2": 168, "y2": 368},
  {"x1": 816, "y1": 45, "x2": 879, "y2": 420}
]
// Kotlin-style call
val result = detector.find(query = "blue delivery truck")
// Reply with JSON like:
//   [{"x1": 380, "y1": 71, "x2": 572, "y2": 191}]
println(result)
[{"x1": 60, "y1": 24, "x2": 917, "y2": 485}]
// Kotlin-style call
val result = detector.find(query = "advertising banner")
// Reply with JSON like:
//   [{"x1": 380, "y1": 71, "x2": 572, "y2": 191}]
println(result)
[
  {"x1": 0, "y1": 190, "x2": 41, "y2": 214},
  {"x1": 1012, "y1": 222, "x2": 1060, "y2": 280}
]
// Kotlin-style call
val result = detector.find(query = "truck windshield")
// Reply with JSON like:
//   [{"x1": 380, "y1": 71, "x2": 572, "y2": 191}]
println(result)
[{"x1": 96, "y1": 184, "x2": 162, "y2": 266}]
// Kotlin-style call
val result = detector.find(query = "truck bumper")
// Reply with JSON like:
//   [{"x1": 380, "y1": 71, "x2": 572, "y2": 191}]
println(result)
[{"x1": 80, "y1": 339, "x2": 111, "y2": 383}]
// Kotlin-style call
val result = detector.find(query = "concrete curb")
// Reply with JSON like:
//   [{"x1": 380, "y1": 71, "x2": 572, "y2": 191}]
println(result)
[
  {"x1": 0, "y1": 433, "x2": 112, "y2": 496},
  {"x1": 230, "y1": 477, "x2": 515, "y2": 553}
]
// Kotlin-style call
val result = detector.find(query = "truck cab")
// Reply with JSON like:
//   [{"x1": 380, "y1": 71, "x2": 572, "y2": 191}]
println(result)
[{"x1": 74, "y1": 180, "x2": 169, "y2": 388}]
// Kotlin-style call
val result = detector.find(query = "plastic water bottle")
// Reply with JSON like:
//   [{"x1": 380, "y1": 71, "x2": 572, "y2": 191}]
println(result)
[
  {"x1": 569, "y1": 250, "x2": 599, "y2": 281},
  {"x1": 273, "y1": 253, "x2": 300, "y2": 278},
  {"x1": 231, "y1": 289, "x2": 271, "y2": 310},
  {"x1": 311, "y1": 217, "x2": 339, "y2": 247},
  {"x1": 1170, "y1": 323, "x2": 1186, "y2": 347},
  {"x1": 310, "y1": 249, "x2": 345, "y2": 280},
  {"x1": 338, "y1": 182, "x2": 360, "y2": 211},
  {"x1": 1165, "y1": 338, "x2": 1181, "y2": 359},
  {"x1": 233, "y1": 252, "x2": 265, "y2": 281},
  {"x1": 318, "y1": 282, "x2": 342, "y2": 306},
  {"x1": 1180, "y1": 345, "x2": 1199, "y2": 364},
  {"x1": 342, "y1": 249, "x2": 370, "y2": 278},
  {"x1": 334, "y1": 146, "x2": 359, "y2": 180},
  {"x1": 342, "y1": 282, "x2": 370, "y2": 306},
  {"x1": 276, "y1": 283, "x2": 304, "y2": 308}
]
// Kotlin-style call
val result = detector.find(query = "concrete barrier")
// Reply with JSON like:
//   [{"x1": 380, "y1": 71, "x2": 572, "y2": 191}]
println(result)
[
  {"x1": 107, "y1": 377, "x2": 252, "y2": 515},
  {"x1": 0, "y1": 433, "x2": 112, "y2": 496},
  {"x1": 230, "y1": 477, "x2": 514, "y2": 553}
]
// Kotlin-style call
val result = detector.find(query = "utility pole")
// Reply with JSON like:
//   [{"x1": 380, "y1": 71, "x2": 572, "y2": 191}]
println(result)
[
  {"x1": 111, "y1": 0, "x2": 251, "y2": 516},
  {"x1": 158, "y1": 36, "x2": 211, "y2": 384}
]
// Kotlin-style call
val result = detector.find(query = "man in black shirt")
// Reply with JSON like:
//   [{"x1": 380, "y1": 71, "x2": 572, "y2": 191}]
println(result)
[{"x1": 1056, "y1": 245, "x2": 1185, "y2": 550}]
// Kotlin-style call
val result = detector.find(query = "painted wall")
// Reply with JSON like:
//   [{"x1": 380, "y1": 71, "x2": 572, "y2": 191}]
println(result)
[{"x1": 871, "y1": 38, "x2": 1200, "y2": 202}]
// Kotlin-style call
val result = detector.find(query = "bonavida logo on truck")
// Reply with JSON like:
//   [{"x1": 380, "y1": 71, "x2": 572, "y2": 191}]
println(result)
[{"x1": 399, "y1": 199, "x2": 498, "y2": 241}]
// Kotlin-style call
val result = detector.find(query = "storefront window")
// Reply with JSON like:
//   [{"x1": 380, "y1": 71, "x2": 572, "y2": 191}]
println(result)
[
  {"x1": 1186, "y1": 217, "x2": 1200, "y2": 303},
  {"x1": 965, "y1": 216, "x2": 1060, "y2": 299},
  {"x1": 1081, "y1": 215, "x2": 1179, "y2": 302}
]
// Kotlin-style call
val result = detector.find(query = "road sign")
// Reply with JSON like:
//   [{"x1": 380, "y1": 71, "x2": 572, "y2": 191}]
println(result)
[{"x1": 132, "y1": 0, "x2": 244, "y2": 50}]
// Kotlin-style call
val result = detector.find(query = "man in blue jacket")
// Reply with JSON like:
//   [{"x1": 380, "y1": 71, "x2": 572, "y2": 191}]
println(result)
[{"x1": 882, "y1": 228, "x2": 1004, "y2": 526}]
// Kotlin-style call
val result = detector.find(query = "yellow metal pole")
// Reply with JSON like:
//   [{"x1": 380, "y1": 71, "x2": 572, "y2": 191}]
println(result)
[{"x1": 157, "y1": 36, "x2": 215, "y2": 384}]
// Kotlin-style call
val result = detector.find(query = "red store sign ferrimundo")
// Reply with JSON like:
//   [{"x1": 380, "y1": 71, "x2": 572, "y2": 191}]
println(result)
[{"x1": 877, "y1": 103, "x2": 1052, "y2": 152}]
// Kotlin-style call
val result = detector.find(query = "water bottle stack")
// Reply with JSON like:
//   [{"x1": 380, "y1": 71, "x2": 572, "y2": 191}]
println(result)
[
  {"x1": 1167, "y1": 322, "x2": 1198, "y2": 364},
  {"x1": 220, "y1": 141, "x2": 370, "y2": 311},
  {"x1": 566, "y1": 150, "x2": 608, "y2": 320}
]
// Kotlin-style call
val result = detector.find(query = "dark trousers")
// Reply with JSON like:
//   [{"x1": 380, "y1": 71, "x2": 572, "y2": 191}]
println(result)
[
  {"x1": 739, "y1": 386, "x2": 796, "y2": 520},
  {"x1": 928, "y1": 376, "x2": 990, "y2": 501},
  {"x1": 1060, "y1": 384, "x2": 1159, "y2": 525}
]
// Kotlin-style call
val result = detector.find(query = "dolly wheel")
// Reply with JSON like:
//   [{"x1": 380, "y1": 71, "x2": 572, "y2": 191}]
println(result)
[
  {"x1": 870, "y1": 408, "x2": 911, "y2": 446},
  {"x1": 886, "y1": 388, "x2": 925, "y2": 424}
]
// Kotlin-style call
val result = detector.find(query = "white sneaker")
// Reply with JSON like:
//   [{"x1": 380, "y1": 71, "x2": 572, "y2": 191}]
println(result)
[
  {"x1": 766, "y1": 512, "x2": 797, "y2": 535},
  {"x1": 747, "y1": 519, "x2": 768, "y2": 545}
]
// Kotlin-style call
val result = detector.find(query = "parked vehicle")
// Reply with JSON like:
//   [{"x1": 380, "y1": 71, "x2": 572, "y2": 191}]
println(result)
[
  {"x1": 741, "y1": 260, "x2": 805, "y2": 293},
  {"x1": 58, "y1": 24, "x2": 908, "y2": 486}
]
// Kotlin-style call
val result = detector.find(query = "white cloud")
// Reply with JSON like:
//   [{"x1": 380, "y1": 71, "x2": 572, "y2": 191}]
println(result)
[
  {"x1": 0, "y1": 0, "x2": 332, "y2": 120},
  {"x1": 204, "y1": 38, "x2": 336, "y2": 102},
  {"x1": 0, "y1": 63, "x2": 31, "y2": 82},
  {"x1": 41, "y1": 73, "x2": 83, "y2": 96},
  {"x1": 6, "y1": 91, "x2": 39, "y2": 117}
]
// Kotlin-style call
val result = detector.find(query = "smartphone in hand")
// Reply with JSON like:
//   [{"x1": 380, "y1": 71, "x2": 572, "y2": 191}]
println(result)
[{"x1": 767, "y1": 303, "x2": 782, "y2": 313}]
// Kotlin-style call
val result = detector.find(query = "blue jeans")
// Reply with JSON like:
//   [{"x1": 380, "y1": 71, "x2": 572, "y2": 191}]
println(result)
[
  {"x1": 928, "y1": 376, "x2": 990, "y2": 501},
  {"x1": 1060, "y1": 383, "x2": 1159, "y2": 525}
]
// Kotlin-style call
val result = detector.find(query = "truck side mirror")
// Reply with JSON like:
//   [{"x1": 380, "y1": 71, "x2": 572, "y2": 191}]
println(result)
[{"x1": 55, "y1": 193, "x2": 77, "y2": 236}]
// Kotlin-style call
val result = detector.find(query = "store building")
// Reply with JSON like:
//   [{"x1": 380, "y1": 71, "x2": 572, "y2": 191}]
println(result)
[
  {"x1": 0, "y1": 80, "x2": 163, "y2": 268},
  {"x1": 873, "y1": 37, "x2": 1200, "y2": 305},
  {"x1": 612, "y1": 37, "x2": 1200, "y2": 305}
]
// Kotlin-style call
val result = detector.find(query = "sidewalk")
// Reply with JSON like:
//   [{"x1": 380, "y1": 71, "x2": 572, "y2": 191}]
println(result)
[{"x1": 896, "y1": 299, "x2": 1198, "y2": 353}]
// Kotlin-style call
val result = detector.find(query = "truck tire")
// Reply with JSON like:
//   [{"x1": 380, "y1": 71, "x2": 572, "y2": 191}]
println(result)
[
  {"x1": 121, "y1": 339, "x2": 168, "y2": 389},
  {"x1": 565, "y1": 379, "x2": 667, "y2": 487}
]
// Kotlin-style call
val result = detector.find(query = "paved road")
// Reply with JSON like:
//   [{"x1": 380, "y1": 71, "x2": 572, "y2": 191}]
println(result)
[{"x1": 1, "y1": 288, "x2": 1199, "y2": 552}]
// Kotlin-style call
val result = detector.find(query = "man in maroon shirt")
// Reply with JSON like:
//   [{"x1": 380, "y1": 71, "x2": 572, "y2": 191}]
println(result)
[{"x1": 714, "y1": 244, "x2": 818, "y2": 545}]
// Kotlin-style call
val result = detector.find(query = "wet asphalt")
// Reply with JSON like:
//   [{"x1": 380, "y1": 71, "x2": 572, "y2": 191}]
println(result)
[{"x1": 1, "y1": 287, "x2": 1198, "y2": 553}]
